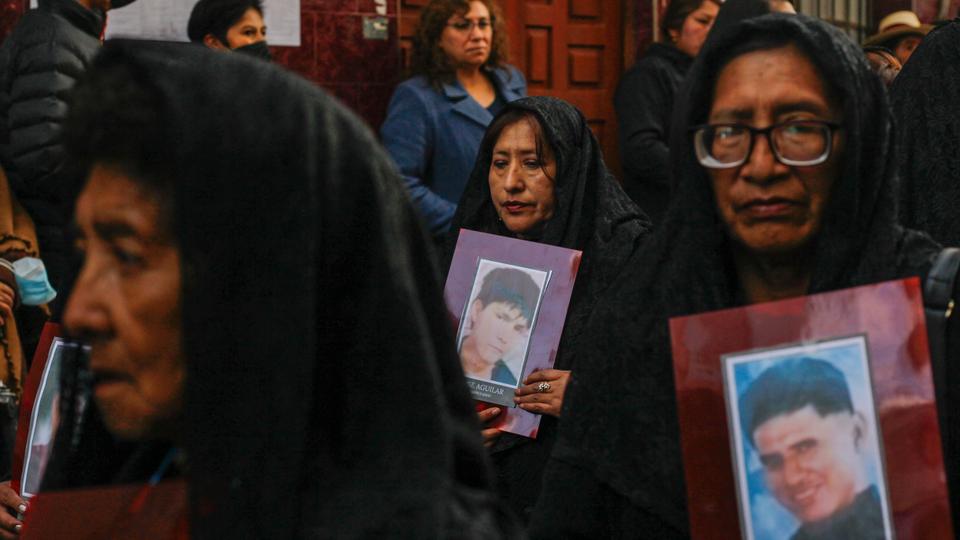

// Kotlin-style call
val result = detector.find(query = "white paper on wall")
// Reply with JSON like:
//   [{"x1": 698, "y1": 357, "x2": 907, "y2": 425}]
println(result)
[{"x1": 32, "y1": 0, "x2": 301, "y2": 47}]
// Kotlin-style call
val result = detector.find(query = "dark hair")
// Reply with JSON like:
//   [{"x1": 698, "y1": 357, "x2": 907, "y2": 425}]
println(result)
[
  {"x1": 660, "y1": 0, "x2": 719, "y2": 41},
  {"x1": 739, "y1": 357, "x2": 854, "y2": 447},
  {"x1": 187, "y1": 0, "x2": 264, "y2": 44},
  {"x1": 475, "y1": 267, "x2": 541, "y2": 324},
  {"x1": 484, "y1": 109, "x2": 556, "y2": 181},
  {"x1": 410, "y1": 0, "x2": 508, "y2": 87},
  {"x1": 64, "y1": 58, "x2": 176, "y2": 229}
]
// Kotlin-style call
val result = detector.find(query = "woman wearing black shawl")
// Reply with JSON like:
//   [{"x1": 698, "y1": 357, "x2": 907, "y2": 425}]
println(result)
[
  {"x1": 443, "y1": 96, "x2": 649, "y2": 523},
  {"x1": 891, "y1": 20, "x2": 960, "y2": 246},
  {"x1": 40, "y1": 40, "x2": 516, "y2": 538},
  {"x1": 531, "y1": 14, "x2": 959, "y2": 537}
]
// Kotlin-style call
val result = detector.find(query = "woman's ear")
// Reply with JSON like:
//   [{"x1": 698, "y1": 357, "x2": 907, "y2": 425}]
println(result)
[
  {"x1": 668, "y1": 28, "x2": 680, "y2": 44},
  {"x1": 203, "y1": 34, "x2": 229, "y2": 50}
]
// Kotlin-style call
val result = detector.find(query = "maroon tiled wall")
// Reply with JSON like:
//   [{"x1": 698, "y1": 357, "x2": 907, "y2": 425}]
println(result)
[
  {"x1": 271, "y1": 0, "x2": 401, "y2": 130},
  {"x1": 0, "y1": 0, "x2": 401, "y2": 130}
]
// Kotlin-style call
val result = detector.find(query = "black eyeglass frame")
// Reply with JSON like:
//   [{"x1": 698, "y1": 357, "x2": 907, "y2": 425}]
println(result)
[
  {"x1": 445, "y1": 17, "x2": 495, "y2": 32},
  {"x1": 691, "y1": 120, "x2": 842, "y2": 169}
]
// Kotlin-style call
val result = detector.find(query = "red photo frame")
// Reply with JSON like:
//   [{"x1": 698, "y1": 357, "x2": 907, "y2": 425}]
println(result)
[
  {"x1": 669, "y1": 279, "x2": 952, "y2": 539},
  {"x1": 11, "y1": 322, "x2": 61, "y2": 496}
]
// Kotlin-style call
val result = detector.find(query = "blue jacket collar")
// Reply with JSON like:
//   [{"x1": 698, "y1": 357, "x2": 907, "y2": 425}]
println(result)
[{"x1": 442, "y1": 66, "x2": 523, "y2": 127}]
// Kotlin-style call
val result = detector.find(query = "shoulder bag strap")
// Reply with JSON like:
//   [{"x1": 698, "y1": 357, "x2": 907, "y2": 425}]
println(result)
[{"x1": 924, "y1": 247, "x2": 960, "y2": 425}]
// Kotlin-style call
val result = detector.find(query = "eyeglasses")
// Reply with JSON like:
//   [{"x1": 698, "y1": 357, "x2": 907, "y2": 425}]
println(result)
[
  {"x1": 692, "y1": 120, "x2": 840, "y2": 169},
  {"x1": 446, "y1": 18, "x2": 494, "y2": 32}
]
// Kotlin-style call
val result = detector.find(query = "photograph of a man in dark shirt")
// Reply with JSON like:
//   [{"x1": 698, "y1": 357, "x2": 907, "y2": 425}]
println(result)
[{"x1": 739, "y1": 356, "x2": 889, "y2": 540}]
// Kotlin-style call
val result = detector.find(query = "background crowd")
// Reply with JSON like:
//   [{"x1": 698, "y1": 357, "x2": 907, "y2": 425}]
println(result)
[{"x1": 0, "y1": 0, "x2": 955, "y2": 537}]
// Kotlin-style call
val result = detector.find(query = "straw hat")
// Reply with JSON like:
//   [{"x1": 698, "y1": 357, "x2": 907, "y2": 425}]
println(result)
[{"x1": 864, "y1": 11, "x2": 932, "y2": 47}]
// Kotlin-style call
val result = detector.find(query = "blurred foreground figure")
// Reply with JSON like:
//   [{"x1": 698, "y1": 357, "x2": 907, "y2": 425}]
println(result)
[
  {"x1": 41, "y1": 40, "x2": 515, "y2": 538},
  {"x1": 863, "y1": 10, "x2": 930, "y2": 65},
  {"x1": 891, "y1": 20, "x2": 960, "y2": 247}
]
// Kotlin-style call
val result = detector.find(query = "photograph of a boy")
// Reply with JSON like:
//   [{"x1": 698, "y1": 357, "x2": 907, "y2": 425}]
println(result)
[
  {"x1": 458, "y1": 266, "x2": 542, "y2": 386},
  {"x1": 738, "y1": 356, "x2": 890, "y2": 540}
]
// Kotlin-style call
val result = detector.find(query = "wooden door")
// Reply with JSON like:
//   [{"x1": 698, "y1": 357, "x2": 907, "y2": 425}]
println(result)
[
  {"x1": 504, "y1": 0, "x2": 624, "y2": 176},
  {"x1": 397, "y1": 0, "x2": 625, "y2": 175}
]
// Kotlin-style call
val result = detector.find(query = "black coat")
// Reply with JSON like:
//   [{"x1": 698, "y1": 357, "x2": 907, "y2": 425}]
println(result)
[
  {"x1": 0, "y1": 0, "x2": 104, "y2": 312},
  {"x1": 891, "y1": 20, "x2": 960, "y2": 246},
  {"x1": 613, "y1": 43, "x2": 692, "y2": 224}
]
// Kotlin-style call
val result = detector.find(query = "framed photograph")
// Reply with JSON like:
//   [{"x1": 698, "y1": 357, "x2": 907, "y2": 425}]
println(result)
[
  {"x1": 669, "y1": 278, "x2": 952, "y2": 539},
  {"x1": 444, "y1": 229, "x2": 581, "y2": 438},
  {"x1": 455, "y1": 259, "x2": 550, "y2": 404},
  {"x1": 721, "y1": 335, "x2": 894, "y2": 540},
  {"x1": 19, "y1": 337, "x2": 74, "y2": 499}
]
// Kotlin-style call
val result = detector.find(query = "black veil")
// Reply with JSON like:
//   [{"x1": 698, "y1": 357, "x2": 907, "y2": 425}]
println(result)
[{"x1": 45, "y1": 40, "x2": 515, "y2": 538}]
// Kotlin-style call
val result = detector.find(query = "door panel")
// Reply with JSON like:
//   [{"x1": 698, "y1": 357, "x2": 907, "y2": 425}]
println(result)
[{"x1": 509, "y1": 0, "x2": 624, "y2": 175}]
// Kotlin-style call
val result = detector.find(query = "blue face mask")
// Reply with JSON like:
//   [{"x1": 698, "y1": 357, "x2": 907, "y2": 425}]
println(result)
[{"x1": 12, "y1": 258, "x2": 56, "y2": 306}]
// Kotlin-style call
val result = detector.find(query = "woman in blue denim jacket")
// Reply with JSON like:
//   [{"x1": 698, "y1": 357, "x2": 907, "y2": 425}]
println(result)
[{"x1": 381, "y1": 0, "x2": 525, "y2": 239}]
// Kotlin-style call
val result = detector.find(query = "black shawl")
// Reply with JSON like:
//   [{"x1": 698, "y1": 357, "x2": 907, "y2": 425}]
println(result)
[
  {"x1": 540, "y1": 14, "x2": 939, "y2": 534},
  {"x1": 48, "y1": 40, "x2": 515, "y2": 539},
  {"x1": 444, "y1": 96, "x2": 649, "y2": 519},
  {"x1": 891, "y1": 19, "x2": 960, "y2": 246}
]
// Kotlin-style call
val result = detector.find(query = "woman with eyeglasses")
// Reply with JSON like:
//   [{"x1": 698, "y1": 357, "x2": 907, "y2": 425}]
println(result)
[
  {"x1": 530, "y1": 13, "x2": 960, "y2": 537},
  {"x1": 381, "y1": 0, "x2": 525, "y2": 242}
]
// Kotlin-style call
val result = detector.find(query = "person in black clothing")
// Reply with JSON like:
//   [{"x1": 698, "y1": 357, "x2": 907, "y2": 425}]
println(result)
[
  {"x1": 38, "y1": 40, "x2": 519, "y2": 538},
  {"x1": 891, "y1": 20, "x2": 960, "y2": 247},
  {"x1": 613, "y1": 0, "x2": 718, "y2": 223},
  {"x1": 444, "y1": 96, "x2": 649, "y2": 525},
  {"x1": 531, "y1": 14, "x2": 959, "y2": 538},
  {"x1": 740, "y1": 358, "x2": 886, "y2": 540},
  {"x1": 187, "y1": 0, "x2": 272, "y2": 61},
  {"x1": 0, "y1": 0, "x2": 135, "y2": 319}
]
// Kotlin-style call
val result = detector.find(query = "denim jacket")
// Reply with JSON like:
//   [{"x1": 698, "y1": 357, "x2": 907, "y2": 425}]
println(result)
[{"x1": 381, "y1": 66, "x2": 526, "y2": 237}]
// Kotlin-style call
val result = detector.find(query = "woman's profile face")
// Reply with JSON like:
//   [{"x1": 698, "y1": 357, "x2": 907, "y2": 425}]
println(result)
[
  {"x1": 468, "y1": 299, "x2": 529, "y2": 364},
  {"x1": 670, "y1": 0, "x2": 719, "y2": 57},
  {"x1": 65, "y1": 164, "x2": 185, "y2": 441},
  {"x1": 706, "y1": 45, "x2": 843, "y2": 257},
  {"x1": 438, "y1": 1, "x2": 492, "y2": 68},
  {"x1": 224, "y1": 7, "x2": 266, "y2": 48},
  {"x1": 488, "y1": 118, "x2": 557, "y2": 235}
]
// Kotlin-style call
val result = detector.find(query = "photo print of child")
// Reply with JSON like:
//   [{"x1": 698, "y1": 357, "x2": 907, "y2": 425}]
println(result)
[
  {"x1": 722, "y1": 336, "x2": 894, "y2": 540},
  {"x1": 457, "y1": 259, "x2": 548, "y2": 387}
]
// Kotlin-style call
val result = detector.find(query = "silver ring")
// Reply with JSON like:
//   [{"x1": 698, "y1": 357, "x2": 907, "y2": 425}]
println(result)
[{"x1": 537, "y1": 381, "x2": 551, "y2": 393}]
